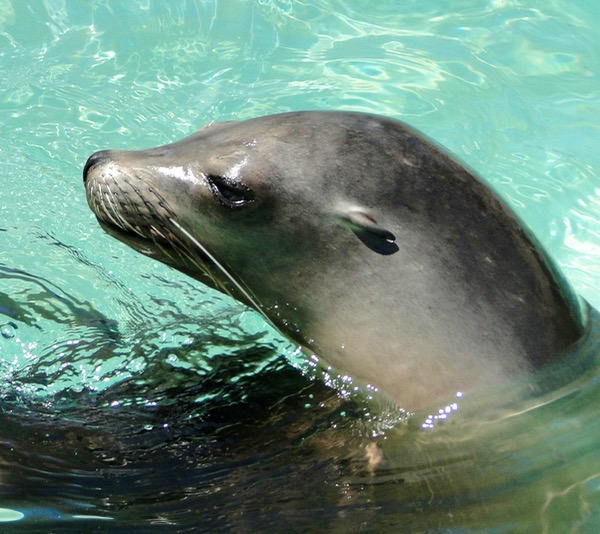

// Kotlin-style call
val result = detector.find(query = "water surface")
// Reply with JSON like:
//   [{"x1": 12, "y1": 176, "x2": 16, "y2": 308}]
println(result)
[{"x1": 1, "y1": 0, "x2": 599, "y2": 531}]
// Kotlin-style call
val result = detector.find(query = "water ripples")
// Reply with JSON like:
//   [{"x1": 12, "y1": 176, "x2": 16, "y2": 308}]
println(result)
[{"x1": 0, "y1": 0, "x2": 599, "y2": 530}]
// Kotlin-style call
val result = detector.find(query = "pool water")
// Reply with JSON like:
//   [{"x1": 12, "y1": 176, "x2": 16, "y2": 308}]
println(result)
[{"x1": 1, "y1": 0, "x2": 599, "y2": 531}]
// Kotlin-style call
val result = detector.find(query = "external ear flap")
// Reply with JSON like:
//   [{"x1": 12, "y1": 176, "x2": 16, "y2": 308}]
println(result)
[{"x1": 340, "y1": 210, "x2": 399, "y2": 255}]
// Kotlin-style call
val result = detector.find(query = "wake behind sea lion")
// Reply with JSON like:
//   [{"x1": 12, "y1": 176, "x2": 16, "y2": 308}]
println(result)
[{"x1": 83, "y1": 111, "x2": 588, "y2": 410}]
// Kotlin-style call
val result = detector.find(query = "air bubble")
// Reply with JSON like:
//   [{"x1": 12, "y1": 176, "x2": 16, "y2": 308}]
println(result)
[{"x1": 1, "y1": 322, "x2": 17, "y2": 339}]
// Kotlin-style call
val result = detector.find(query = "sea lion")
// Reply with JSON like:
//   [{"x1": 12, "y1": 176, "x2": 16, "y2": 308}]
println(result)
[{"x1": 83, "y1": 111, "x2": 588, "y2": 410}]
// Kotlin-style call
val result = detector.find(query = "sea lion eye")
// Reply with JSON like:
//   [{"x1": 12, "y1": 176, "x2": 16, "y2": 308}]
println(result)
[{"x1": 206, "y1": 175, "x2": 253, "y2": 208}]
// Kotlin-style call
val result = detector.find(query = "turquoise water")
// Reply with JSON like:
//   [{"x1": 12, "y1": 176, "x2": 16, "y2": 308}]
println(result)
[{"x1": 1, "y1": 0, "x2": 599, "y2": 531}]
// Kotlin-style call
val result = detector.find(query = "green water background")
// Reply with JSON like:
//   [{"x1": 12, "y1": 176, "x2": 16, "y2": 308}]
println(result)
[{"x1": 0, "y1": 0, "x2": 599, "y2": 531}]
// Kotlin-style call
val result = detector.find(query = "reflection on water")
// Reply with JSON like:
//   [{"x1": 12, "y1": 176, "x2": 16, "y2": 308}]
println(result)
[{"x1": 1, "y1": 0, "x2": 599, "y2": 531}]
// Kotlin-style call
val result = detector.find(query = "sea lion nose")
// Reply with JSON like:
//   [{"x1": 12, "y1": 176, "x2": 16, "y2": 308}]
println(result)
[{"x1": 83, "y1": 150, "x2": 111, "y2": 183}]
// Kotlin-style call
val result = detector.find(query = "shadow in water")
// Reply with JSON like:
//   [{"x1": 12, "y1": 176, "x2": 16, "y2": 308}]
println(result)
[{"x1": 0, "y1": 356, "x2": 391, "y2": 532}]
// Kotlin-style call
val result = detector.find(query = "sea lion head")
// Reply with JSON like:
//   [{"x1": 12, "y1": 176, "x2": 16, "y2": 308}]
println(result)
[
  {"x1": 84, "y1": 112, "x2": 399, "y2": 327},
  {"x1": 84, "y1": 111, "x2": 586, "y2": 410}
]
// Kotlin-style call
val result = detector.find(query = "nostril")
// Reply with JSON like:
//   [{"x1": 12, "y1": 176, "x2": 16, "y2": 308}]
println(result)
[{"x1": 83, "y1": 150, "x2": 111, "y2": 183}]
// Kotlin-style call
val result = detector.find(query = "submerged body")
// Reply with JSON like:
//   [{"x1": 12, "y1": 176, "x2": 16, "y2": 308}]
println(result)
[{"x1": 83, "y1": 111, "x2": 587, "y2": 410}]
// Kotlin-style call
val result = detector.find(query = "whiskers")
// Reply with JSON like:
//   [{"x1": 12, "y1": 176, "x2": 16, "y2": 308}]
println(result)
[
  {"x1": 167, "y1": 218, "x2": 274, "y2": 327},
  {"x1": 86, "y1": 169, "x2": 153, "y2": 239},
  {"x1": 86, "y1": 168, "x2": 273, "y2": 327}
]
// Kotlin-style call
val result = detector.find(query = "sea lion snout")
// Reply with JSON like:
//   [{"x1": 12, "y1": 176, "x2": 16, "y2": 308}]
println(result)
[{"x1": 83, "y1": 150, "x2": 112, "y2": 184}]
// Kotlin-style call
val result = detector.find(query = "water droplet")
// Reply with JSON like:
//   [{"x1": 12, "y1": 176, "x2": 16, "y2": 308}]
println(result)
[{"x1": 1, "y1": 322, "x2": 17, "y2": 339}]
